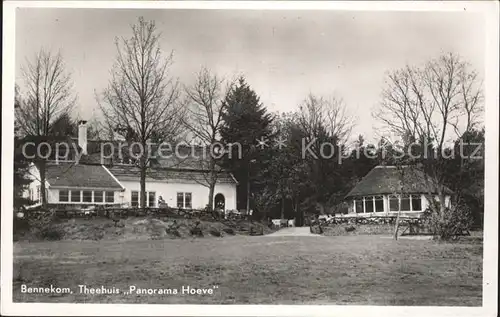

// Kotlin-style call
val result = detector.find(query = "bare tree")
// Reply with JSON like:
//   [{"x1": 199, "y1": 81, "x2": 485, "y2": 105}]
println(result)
[
  {"x1": 182, "y1": 67, "x2": 234, "y2": 212},
  {"x1": 298, "y1": 94, "x2": 355, "y2": 146},
  {"x1": 296, "y1": 93, "x2": 355, "y2": 214},
  {"x1": 16, "y1": 48, "x2": 77, "y2": 207},
  {"x1": 98, "y1": 17, "x2": 184, "y2": 211},
  {"x1": 374, "y1": 52, "x2": 483, "y2": 214}
]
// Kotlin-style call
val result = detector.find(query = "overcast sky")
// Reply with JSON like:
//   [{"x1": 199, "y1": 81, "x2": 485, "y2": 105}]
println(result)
[{"x1": 15, "y1": 8, "x2": 485, "y2": 142}]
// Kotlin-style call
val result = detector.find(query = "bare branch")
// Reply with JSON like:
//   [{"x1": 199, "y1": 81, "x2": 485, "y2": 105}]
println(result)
[
  {"x1": 97, "y1": 17, "x2": 184, "y2": 210},
  {"x1": 374, "y1": 52, "x2": 483, "y2": 147},
  {"x1": 182, "y1": 67, "x2": 236, "y2": 210},
  {"x1": 16, "y1": 48, "x2": 76, "y2": 137}
]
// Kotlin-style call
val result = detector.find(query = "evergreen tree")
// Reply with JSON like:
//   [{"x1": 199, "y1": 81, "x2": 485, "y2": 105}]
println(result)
[
  {"x1": 254, "y1": 112, "x2": 306, "y2": 221},
  {"x1": 444, "y1": 128, "x2": 485, "y2": 227},
  {"x1": 14, "y1": 137, "x2": 33, "y2": 210},
  {"x1": 14, "y1": 86, "x2": 32, "y2": 210},
  {"x1": 220, "y1": 77, "x2": 273, "y2": 211}
]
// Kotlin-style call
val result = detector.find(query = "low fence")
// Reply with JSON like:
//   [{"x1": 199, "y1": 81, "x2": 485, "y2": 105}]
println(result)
[
  {"x1": 316, "y1": 215, "x2": 429, "y2": 236},
  {"x1": 22, "y1": 206, "x2": 249, "y2": 223},
  {"x1": 319, "y1": 215, "x2": 424, "y2": 226}
]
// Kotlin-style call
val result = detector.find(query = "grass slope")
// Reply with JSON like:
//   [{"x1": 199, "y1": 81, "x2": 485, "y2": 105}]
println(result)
[{"x1": 15, "y1": 216, "x2": 273, "y2": 241}]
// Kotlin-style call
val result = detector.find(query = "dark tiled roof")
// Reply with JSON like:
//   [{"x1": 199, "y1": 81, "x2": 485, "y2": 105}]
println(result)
[
  {"x1": 345, "y1": 165, "x2": 453, "y2": 198},
  {"x1": 82, "y1": 140, "x2": 224, "y2": 171},
  {"x1": 107, "y1": 165, "x2": 238, "y2": 184},
  {"x1": 45, "y1": 163, "x2": 123, "y2": 189}
]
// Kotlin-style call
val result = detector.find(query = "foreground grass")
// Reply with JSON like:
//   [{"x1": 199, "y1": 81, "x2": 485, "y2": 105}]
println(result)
[{"x1": 13, "y1": 235, "x2": 482, "y2": 305}]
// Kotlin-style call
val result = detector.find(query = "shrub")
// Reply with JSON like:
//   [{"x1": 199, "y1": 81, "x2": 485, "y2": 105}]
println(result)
[
  {"x1": 345, "y1": 225, "x2": 356, "y2": 232},
  {"x1": 222, "y1": 228, "x2": 235, "y2": 235},
  {"x1": 209, "y1": 228, "x2": 222, "y2": 237},
  {"x1": 189, "y1": 221, "x2": 203, "y2": 237},
  {"x1": 422, "y1": 204, "x2": 473, "y2": 240},
  {"x1": 190, "y1": 227, "x2": 203, "y2": 237},
  {"x1": 166, "y1": 228, "x2": 181, "y2": 237},
  {"x1": 249, "y1": 225, "x2": 263, "y2": 236},
  {"x1": 310, "y1": 224, "x2": 323, "y2": 234},
  {"x1": 14, "y1": 217, "x2": 31, "y2": 235},
  {"x1": 39, "y1": 226, "x2": 64, "y2": 240}
]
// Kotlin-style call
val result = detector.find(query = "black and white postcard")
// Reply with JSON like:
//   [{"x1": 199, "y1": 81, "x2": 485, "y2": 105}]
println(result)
[{"x1": 2, "y1": 1, "x2": 498, "y2": 316}]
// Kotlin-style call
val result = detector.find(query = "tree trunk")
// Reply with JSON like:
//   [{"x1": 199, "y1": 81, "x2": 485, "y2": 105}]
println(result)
[
  {"x1": 293, "y1": 197, "x2": 297, "y2": 226},
  {"x1": 140, "y1": 164, "x2": 147, "y2": 212},
  {"x1": 281, "y1": 196, "x2": 285, "y2": 220},
  {"x1": 208, "y1": 184, "x2": 215, "y2": 211},
  {"x1": 39, "y1": 161, "x2": 47, "y2": 208},
  {"x1": 393, "y1": 196, "x2": 401, "y2": 240},
  {"x1": 246, "y1": 171, "x2": 250, "y2": 214},
  {"x1": 438, "y1": 190, "x2": 446, "y2": 213},
  {"x1": 207, "y1": 159, "x2": 216, "y2": 211}
]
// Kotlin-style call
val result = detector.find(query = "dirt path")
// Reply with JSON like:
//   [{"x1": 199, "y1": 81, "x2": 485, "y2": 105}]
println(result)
[{"x1": 266, "y1": 226, "x2": 322, "y2": 237}]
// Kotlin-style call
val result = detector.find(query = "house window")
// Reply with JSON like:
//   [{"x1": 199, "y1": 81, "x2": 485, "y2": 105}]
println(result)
[
  {"x1": 59, "y1": 190, "x2": 69, "y2": 202},
  {"x1": 105, "y1": 191, "x2": 114, "y2": 203},
  {"x1": 365, "y1": 197, "x2": 374, "y2": 213},
  {"x1": 375, "y1": 196, "x2": 384, "y2": 212},
  {"x1": 71, "y1": 190, "x2": 81, "y2": 202},
  {"x1": 177, "y1": 193, "x2": 184, "y2": 208},
  {"x1": 355, "y1": 199, "x2": 363, "y2": 213},
  {"x1": 36, "y1": 186, "x2": 41, "y2": 202},
  {"x1": 177, "y1": 192, "x2": 192, "y2": 209},
  {"x1": 401, "y1": 194, "x2": 411, "y2": 211},
  {"x1": 83, "y1": 190, "x2": 93, "y2": 203},
  {"x1": 411, "y1": 195, "x2": 422, "y2": 211},
  {"x1": 185, "y1": 193, "x2": 192, "y2": 209},
  {"x1": 131, "y1": 191, "x2": 139, "y2": 207},
  {"x1": 148, "y1": 192, "x2": 156, "y2": 208},
  {"x1": 94, "y1": 191, "x2": 104, "y2": 203},
  {"x1": 389, "y1": 195, "x2": 400, "y2": 212}
]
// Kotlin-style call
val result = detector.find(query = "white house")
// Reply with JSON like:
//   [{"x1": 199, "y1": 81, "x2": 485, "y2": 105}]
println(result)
[
  {"x1": 107, "y1": 165, "x2": 237, "y2": 210},
  {"x1": 344, "y1": 165, "x2": 453, "y2": 216},
  {"x1": 23, "y1": 122, "x2": 238, "y2": 211}
]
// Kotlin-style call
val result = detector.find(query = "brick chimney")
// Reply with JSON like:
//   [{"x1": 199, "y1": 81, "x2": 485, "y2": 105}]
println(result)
[{"x1": 78, "y1": 120, "x2": 88, "y2": 155}]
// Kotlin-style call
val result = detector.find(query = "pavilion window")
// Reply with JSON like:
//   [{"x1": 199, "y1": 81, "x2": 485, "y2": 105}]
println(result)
[
  {"x1": 389, "y1": 195, "x2": 400, "y2": 212},
  {"x1": 375, "y1": 196, "x2": 384, "y2": 212},
  {"x1": 355, "y1": 199, "x2": 363, "y2": 213},
  {"x1": 365, "y1": 196, "x2": 374, "y2": 213},
  {"x1": 401, "y1": 194, "x2": 411, "y2": 211},
  {"x1": 411, "y1": 195, "x2": 422, "y2": 211},
  {"x1": 412, "y1": 194, "x2": 422, "y2": 211}
]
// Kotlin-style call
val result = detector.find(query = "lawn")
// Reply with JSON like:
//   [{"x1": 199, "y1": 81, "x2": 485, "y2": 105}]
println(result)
[{"x1": 13, "y1": 234, "x2": 483, "y2": 305}]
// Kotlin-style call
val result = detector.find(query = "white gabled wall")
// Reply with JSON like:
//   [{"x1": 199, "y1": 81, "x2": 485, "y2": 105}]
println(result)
[
  {"x1": 47, "y1": 188, "x2": 59, "y2": 204},
  {"x1": 24, "y1": 164, "x2": 50, "y2": 206},
  {"x1": 118, "y1": 180, "x2": 237, "y2": 210}
]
